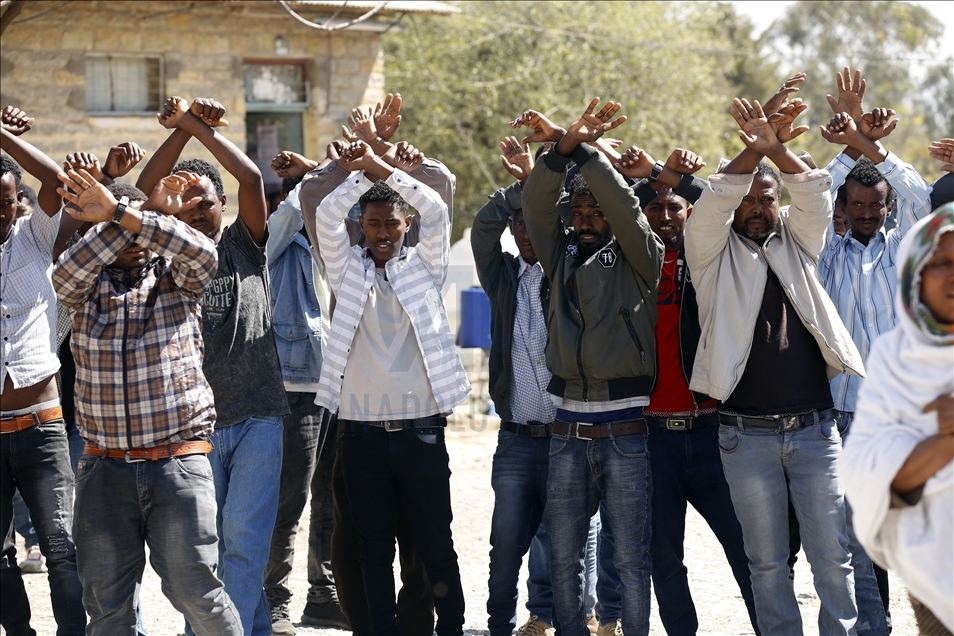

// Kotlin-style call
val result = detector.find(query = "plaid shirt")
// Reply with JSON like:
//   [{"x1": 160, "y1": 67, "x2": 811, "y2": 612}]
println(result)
[
  {"x1": 314, "y1": 169, "x2": 471, "y2": 414},
  {"x1": 510, "y1": 257, "x2": 554, "y2": 424},
  {"x1": 53, "y1": 212, "x2": 218, "y2": 449}
]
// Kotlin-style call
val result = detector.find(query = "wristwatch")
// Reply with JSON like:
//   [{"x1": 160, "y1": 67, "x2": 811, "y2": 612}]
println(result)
[
  {"x1": 111, "y1": 196, "x2": 129, "y2": 224},
  {"x1": 649, "y1": 161, "x2": 665, "y2": 183}
]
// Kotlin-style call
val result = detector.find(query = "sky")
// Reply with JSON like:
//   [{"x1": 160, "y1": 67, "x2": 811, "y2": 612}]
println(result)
[{"x1": 728, "y1": 0, "x2": 954, "y2": 61}]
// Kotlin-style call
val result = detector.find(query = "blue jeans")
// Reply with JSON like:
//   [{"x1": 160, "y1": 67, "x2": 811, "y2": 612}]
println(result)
[
  {"x1": 527, "y1": 523, "x2": 554, "y2": 620},
  {"x1": 200, "y1": 416, "x2": 284, "y2": 636},
  {"x1": 544, "y1": 431, "x2": 652, "y2": 636},
  {"x1": 1, "y1": 416, "x2": 86, "y2": 636},
  {"x1": 73, "y1": 451, "x2": 240, "y2": 636},
  {"x1": 648, "y1": 425, "x2": 759, "y2": 634},
  {"x1": 596, "y1": 503, "x2": 622, "y2": 623},
  {"x1": 265, "y1": 393, "x2": 331, "y2": 609},
  {"x1": 487, "y1": 430, "x2": 551, "y2": 633},
  {"x1": 718, "y1": 417, "x2": 857, "y2": 635}
]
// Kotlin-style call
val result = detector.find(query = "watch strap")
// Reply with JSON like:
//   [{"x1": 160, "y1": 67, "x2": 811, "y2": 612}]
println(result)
[
  {"x1": 649, "y1": 161, "x2": 665, "y2": 183},
  {"x1": 111, "y1": 196, "x2": 129, "y2": 224}
]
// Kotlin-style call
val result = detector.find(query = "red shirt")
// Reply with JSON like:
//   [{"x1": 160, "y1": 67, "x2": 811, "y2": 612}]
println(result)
[{"x1": 646, "y1": 253, "x2": 717, "y2": 414}]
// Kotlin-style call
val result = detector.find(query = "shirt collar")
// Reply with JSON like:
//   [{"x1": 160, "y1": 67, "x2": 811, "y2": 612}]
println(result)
[{"x1": 517, "y1": 255, "x2": 541, "y2": 280}]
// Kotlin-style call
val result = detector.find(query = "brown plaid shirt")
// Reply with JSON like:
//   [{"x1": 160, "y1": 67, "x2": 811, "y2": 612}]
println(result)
[{"x1": 53, "y1": 212, "x2": 218, "y2": 449}]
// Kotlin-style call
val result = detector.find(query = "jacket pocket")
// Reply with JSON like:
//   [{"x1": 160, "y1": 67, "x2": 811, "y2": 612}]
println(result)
[
  {"x1": 619, "y1": 307, "x2": 646, "y2": 364},
  {"x1": 274, "y1": 321, "x2": 311, "y2": 372}
]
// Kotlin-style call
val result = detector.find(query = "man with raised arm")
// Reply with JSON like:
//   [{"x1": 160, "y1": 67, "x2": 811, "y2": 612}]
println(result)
[
  {"x1": 136, "y1": 96, "x2": 289, "y2": 636},
  {"x1": 53, "y1": 171, "x2": 240, "y2": 636},
  {"x1": 684, "y1": 96, "x2": 864, "y2": 635},
  {"x1": 314, "y1": 139, "x2": 469, "y2": 635},
  {"x1": 520, "y1": 99, "x2": 663, "y2": 636},
  {"x1": 0, "y1": 106, "x2": 86, "y2": 636}
]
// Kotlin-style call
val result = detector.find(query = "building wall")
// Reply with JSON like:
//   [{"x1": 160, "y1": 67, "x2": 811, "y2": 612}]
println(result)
[{"x1": 0, "y1": 0, "x2": 385, "y2": 207}]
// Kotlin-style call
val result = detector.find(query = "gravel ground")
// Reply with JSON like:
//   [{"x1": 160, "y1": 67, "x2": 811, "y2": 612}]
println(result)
[{"x1": 11, "y1": 398, "x2": 917, "y2": 635}]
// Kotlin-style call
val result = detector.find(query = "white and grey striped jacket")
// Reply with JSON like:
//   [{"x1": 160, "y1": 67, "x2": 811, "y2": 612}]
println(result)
[{"x1": 312, "y1": 169, "x2": 470, "y2": 414}]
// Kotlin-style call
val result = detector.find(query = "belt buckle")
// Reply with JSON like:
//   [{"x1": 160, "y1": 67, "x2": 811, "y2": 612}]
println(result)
[
  {"x1": 783, "y1": 416, "x2": 799, "y2": 431},
  {"x1": 124, "y1": 451, "x2": 146, "y2": 463},
  {"x1": 666, "y1": 418, "x2": 687, "y2": 431},
  {"x1": 383, "y1": 420, "x2": 402, "y2": 433}
]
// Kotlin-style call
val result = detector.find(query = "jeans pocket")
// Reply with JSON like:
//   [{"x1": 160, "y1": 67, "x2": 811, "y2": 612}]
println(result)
[
  {"x1": 548, "y1": 433, "x2": 568, "y2": 457},
  {"x1": 173, "y1": 455, "x2": 214, "y2": 481},
  {"x1": 611, "y1": 433, "x2": 647, "y2": 458},
  {"x1": 341, "y1": 425, "x2": 364, "y2": 444},
  {"x1": 75, "y1": 454, "x2": 103, "y2": 483},
  {"x1": 717, "y1": 425, "x2": 741, "y2": 454},
  {"x1": 817, "y1": 417, "x2": 841, "y2": 442},
  {"x1": 34, "y1": 417, "x2": 67, "y2": 437},
  {"x1": 494, "y1": 430, "x2": 517, "y2": 456}
]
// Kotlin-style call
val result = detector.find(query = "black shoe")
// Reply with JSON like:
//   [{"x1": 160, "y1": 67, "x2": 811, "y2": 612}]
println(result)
[
  {"x1": 270, "y1": 603, "x2": 296, "y2": 636},
  {"x1": 300, "y1": 600, "x2": 349, "y2": 629}
]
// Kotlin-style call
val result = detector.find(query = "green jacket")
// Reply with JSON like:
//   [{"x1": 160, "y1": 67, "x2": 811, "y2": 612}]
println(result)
[{"x1": 522, "y1": 143, "x2": 663, "y2": 402}]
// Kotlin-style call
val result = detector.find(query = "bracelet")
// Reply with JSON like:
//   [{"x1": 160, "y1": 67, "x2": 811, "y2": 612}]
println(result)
[
  {"x1": 649, "y1": 161, "x2": 665, "y2": 183},
  {"x1": 111, "y1": 196, "x2": 129, "y2": 224}
]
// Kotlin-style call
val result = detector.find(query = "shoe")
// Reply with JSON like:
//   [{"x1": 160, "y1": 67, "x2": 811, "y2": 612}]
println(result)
[
  {"x1": 300, "y1": 600, "x2": 349, "y2": 629},
  {"x1": 270, "y1": 603, "x2": 295, "y2": 636},
  {"x1": 19, "y1": 546, "x2": 46, "y2": 574},
  {"x1": 596, "y1": 619, "x2": 623, "y2": 636},
  {"x1": 516, "y1": 615, "x2": 555, "y2": 636}
]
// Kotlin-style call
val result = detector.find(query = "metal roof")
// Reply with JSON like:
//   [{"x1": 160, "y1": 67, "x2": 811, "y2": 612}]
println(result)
[{"x1": 289, "y1": 1, "x2": 458, "y2": 16}]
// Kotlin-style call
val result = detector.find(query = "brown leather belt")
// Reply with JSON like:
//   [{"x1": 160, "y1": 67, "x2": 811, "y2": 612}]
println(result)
[
  {"x1": 0, "y1": 406, "x2": 64, "y2": 434},
  {"x1": 552, "y1": 419, "x2": 647, "y2": 440},
  {"x1": 83, "y1": 440, "x2": 212, "y2": 461}
]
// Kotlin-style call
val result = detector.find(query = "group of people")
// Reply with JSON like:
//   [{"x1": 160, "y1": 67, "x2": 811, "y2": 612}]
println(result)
[{"x1": 0, "y1": 65, "x2": 951, "y2": 636}]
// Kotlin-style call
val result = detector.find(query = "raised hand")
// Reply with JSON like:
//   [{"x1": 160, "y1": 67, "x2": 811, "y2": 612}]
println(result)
[
  {"x1": 1, "y1": 106, "x2": 34, "y2": 136},
  {"x1": 64, "y1": 152, "x2": 104, "y2": 183},
  {"x1": 664, "y1": 148, "x2": 706, "y2": 175},
  {"x1": 603, "y1": 138, "x2": 624, "y2": 150},
  {"x1": 763, "y1": 72, "x2": 807, "y2": 115},
  {"x1": 103, "y1": 142, "x2": 145, "y2": 179},
  {"x1": 145, "y1": 171, "x2": 204, "y2": 216},
  {"x1": 615, "y1": 146, "x2": 656, "y2": 180},
  {"x1": 383, "y1": 141, "x2": 425, "y2": 172},
  {"x1": 270, "y1": 151, "x2": 318, "y2": 179},
  {"x1": 190, "y1": 98, "x2": 229, "y2": 127},
  {"x1": 348, "y1": 107, "x2": 378, "y2": 144},
  {"x1": 929, "y1": 138, "x2": 954, "y2": 172},
  {"x1": 826, "y1": 66, "x2": 866, "y2": 120},
  {"x1": 767, "y1": 99, "x2": 810, "y2": 143},
  {"x1": 56, "y1": 169, "x2": 118, "y2": 223},
  {"x1": 565, "y1": 98, "x2": 627, "y2": 144},
  {"x1": 338, "y1": 140, "x2": 377, "y2": 173},
  {"x1": 157, "y1": 96, "x2": 190, "y2": 129},
  {"x1": 819, "y1": 112, "x2": 859, "y2": 146},
  {"x1": 729, "y1": 98, "x2": 780, "y2": 155},
  {"x1": 326, "y1": 140, "x2": 347, "y2": 161},
  {"x1": 498, "y1": 135, "x2": 534, "y2": 185},
  {"x1": 858, "y1": 108, "x2": 898, "y2": 142},
  {"x1": 509, "y1": 109, "x2": 565, "y2": 145},
  {"x1": 373, "y1": 93, "x2": 402, "y2": 142}
]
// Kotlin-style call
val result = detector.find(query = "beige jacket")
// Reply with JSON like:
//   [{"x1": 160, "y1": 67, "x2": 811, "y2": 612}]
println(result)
[{"x1": 684, "y1": 169, "x2": 865, "y2": 401}]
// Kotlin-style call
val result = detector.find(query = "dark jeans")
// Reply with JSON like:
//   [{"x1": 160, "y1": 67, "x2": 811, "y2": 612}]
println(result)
[
  {"x1": 340, "y1": 422, "x2": 464, "y2": 636},
  {"x1": 306, "y1": 411, "x2": 337, "y2": 606},
  {"x1": 1, "y1": 417, "x2": 86, "y2": 636},
  {"x1": 647, "y1": 425, "x2": 759, "y2": 635},
  {"x1": 331, "y1": 422, "x2": 434, "y2": 636},
  {"x1": 487, "y1": 429, "x2": 551, "y2": 633},
  {"x1": 545, "y1": 431, "x2": 652, "y2": 636},
  {"x1": 264, "y1": 392, "x2": 332, "y2": 609}
]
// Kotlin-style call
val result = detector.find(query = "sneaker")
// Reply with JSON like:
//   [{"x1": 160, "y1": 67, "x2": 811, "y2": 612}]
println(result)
[
  {"x1": 516, "y1": 615, "x2": 555, "y2": 636},
  {"x1": 596, "y1": 619, "x2": 623, "y2": 636},
  {"x1": 19, "y1": 545, "x2": 46, "y2": 574},
  {"x1": 270, "y1": 603, "x2": 295, "y2": 636},
  {"x1": 300, "y1": 600, "x2": 349, "y2": 629}
]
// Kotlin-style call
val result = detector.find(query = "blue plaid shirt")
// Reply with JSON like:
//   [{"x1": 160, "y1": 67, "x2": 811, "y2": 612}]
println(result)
[
  {"x1": 818, "y1": 151, "x2": 932, "y2": 412},
  {"x1": 509, "y1": 257, "x2": 555, "y2": 424}
]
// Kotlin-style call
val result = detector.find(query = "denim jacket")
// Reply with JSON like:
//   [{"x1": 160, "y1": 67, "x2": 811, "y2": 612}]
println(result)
[{"x1": 266, "y1": 184, "x2": 326, "y2": 385}]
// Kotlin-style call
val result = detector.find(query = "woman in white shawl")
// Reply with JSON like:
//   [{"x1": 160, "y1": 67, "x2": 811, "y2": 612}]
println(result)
[{"x1": 840, "y1": 203, "x2": 954, "y2": 634}]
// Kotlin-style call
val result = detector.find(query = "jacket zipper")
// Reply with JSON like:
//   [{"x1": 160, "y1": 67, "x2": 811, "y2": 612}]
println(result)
[
  {"x1": 619, "y1": 307, "x2": 646, "y2": 364},
  {"x1": 121, "y1": 276, "x2": 133, "y2": 449},
  {"x1": 576, "y1": 305, "x2": 588, "y2": 400},
  {"x1": 675, "y1": 263, "x2": 700, "y2": 415}
]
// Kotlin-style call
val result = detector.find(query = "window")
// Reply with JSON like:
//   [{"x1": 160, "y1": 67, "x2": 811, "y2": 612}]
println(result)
[
  {"x1": 85, "y1": 55, "x2": 162, "y2": 114},
  {"x1": 243, "y1": 63, "x2": 309, "y2": 108}
]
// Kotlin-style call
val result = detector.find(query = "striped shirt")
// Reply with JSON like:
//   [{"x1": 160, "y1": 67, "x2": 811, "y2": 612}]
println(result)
[
  {"x1": 0, "y1": 209, "x2": 61, "y2": 392},
  {"x1": 53, "y1": 212, "x2": 219, "y2": 448},
  {"x1": 313, "y1": 169, "x2": 470, "y2": 414},
  {"x1": 819, "y1": 151, "x2": 933, "y2": 412}
]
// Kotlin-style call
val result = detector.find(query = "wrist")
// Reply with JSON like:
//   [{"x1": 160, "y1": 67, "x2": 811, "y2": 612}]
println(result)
[
  {"x1": 111, "y1": 196, "x2": 129, "y2": 224},
  {"x1": 554, "y1": 132, "x2": 580, "y2": 157},
  {"x1": 369, "y1": 137, "x2": 391, "y2": 156}
]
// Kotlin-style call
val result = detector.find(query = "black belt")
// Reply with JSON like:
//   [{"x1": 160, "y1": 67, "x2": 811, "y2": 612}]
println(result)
[
  {"x1": 500, "y1": 421, "x2": 553, "y2": 438},
  {"x1": 552, "y1": 419, "x2": 647, "y2": 440},
  {"x1": 717, "y1": 408, "x2": 837, "y2": 432},
  {"x1": 339, "y1": 416, "x2": 446, "y2": 433},
  {"x1": 645, "y1": 412, "x2": 719, "y2": 431}
]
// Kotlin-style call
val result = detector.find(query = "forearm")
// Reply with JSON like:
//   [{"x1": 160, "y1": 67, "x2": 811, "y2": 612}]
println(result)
[
  {"x1": 471, "y1": 184, "x2": 517, "y2": 266},
  {"x1": 300, "y1": 162, "x2": 350, "y2": 252},
  {"x1": 178, "y1": 114, "x2": 260, "y2": 185},
  {"x1": 890, "y1": 434, "x2": 954, "y2": 497},
  {"x1": 53, "y1": 222, "x2": 132, "y2": 307},
  {"x1": 764, "y1": 144, "x2": 811, "y2": 175},
  {"x1": 137, "y1": 128, "x2": 191, "y2": 195},
  {"x1": 0, "y1": 128, "x2": 62, "y2": 216},
  {"x1": 136, "y1": 211, "x2": 218, "y2": 293},
  {"x1": 846, "y1": 136, "x2": 888, "y2": 165},
  {"x1": 523, "y1": 153, "x2": 571, "y2": 276},
  {"x1": 720, "y1": 147, "x2": 763, "y2": 175}
]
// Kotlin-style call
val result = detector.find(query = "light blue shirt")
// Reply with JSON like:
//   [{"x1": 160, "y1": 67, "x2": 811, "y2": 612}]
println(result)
[
  {"x1": 818, "y1": 151, "x2": 932, "y2": 412},
  {"x1": 509, "y1": 256, "x2": 555, "y2": 424}
]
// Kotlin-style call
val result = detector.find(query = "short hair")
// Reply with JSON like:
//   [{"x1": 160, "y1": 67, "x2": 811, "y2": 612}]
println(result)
[
  {"x1": 0, "y1": 154, "x2": 22, "y2": 186},
  {"x1": 20, "y1": 184, "x2": 37, "y2": 207},
  {"x1": 837, "y1": 157, "x2": 896, "y2": 209},
  {"x1": 107, "y1": 182, "x2": 148, "y2": 203},
  {"x1": 172, "y1": 158, "x2": 224, "y2": 198},
  {"x1": 282, "y1": 175, "x2": 303, "y2": 198},
  {"x1": 358, "y1": 181, "x2": 408, "y2": 215},
  {"x1": 754, "y1": 161, "x2": 781, "y2": 193},
  {"x1": 568, "y1": 172, "x2": 592, "y2": 199}
]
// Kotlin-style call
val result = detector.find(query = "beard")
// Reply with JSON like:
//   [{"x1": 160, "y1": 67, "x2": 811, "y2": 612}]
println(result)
[
  {"x1": 576, "y1": 231, "x2": 613, "y2": 261},
  {"x1": 738, "y1": 217, "x2": 779, "y2": 243}
]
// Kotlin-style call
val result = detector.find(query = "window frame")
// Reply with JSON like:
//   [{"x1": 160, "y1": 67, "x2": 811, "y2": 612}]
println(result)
[{"x1": 84, "y1": 53, "x2": 164, "y2": 117}]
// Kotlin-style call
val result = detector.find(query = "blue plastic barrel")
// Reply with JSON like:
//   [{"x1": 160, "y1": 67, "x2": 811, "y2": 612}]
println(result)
[{"x1": 458, "y1": 286, "x2": 492, "y2": 349}]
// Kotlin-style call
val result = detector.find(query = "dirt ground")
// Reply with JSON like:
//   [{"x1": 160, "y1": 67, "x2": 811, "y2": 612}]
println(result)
[{"x1": 11, "y1": 396, "x2": 917, "y2": 636}]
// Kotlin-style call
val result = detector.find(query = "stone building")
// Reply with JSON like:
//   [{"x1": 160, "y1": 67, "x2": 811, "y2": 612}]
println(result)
[{"x1": 0, "y1": 0, "x2": 455, "y2": 208}]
